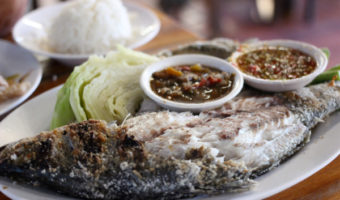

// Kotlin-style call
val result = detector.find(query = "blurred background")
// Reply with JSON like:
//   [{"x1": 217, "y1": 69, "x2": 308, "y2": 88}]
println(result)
[
  {"x1": 139, "y1": 0, "x2": 340, "y2": 67},
  {"x1": 1, "y1": 0, "x2": 340, "y2": 66}
]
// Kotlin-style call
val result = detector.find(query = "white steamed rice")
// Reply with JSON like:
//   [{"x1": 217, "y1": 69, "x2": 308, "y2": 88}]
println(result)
[{"x1": 48, "y1": 0, "x2": 132, "y2": 54}]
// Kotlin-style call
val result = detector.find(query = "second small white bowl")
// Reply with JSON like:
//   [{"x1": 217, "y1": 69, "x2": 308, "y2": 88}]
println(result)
[
  {"x1": 230, "y1": 40, "x2": 328, "y2": 92},
  {"x1": 140, "y1": 54, "x2": 244, "y2": 112}
]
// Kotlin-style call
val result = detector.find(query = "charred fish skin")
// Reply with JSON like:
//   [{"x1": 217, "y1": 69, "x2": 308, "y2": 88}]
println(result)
[
  {"x1": 0, "y1": 120, "x2": 252, "y2": 200},
  {"x1": 279, "y1": 82, "x2": 340, "y2": 129}
]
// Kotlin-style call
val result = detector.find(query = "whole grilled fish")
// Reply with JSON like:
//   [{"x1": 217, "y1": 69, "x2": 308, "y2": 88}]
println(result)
[{"x1": 0, "y1": 82, "x2": 340, "y2": 199}]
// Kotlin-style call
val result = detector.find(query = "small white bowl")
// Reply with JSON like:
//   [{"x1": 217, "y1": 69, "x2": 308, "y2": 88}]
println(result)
[
  {"x1": 12, "y1": 1, "x2": 160, "y2": 67},
  {"x1": 140, "y1": 54, "x2": 244, "y2": 112},
  {"x1": 230, "y1": 40, "x2": 328, "y2": 92}
]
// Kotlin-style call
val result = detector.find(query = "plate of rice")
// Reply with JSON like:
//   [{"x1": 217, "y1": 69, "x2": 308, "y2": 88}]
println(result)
[{"x1": 13, "y1": 0, "x2": 161, "y2": 66}]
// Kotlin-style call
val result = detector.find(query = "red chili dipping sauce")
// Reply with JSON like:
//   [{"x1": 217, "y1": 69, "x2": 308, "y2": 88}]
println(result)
[
  {"x1": 236, "y1": 47, "x2": 317, "y2": 80},
  {"x1": 150, "y1": 64, "x2": 234, "y2": 103}
]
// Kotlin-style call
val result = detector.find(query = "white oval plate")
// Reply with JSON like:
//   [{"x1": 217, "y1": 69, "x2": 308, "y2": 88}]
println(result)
[
  {"x1": 0, "y1": 86, "x2": 339, "y2": 200},
  {"x1": 13, "y1": 2, "x2": 161, "y2": 66},
  {"x1": 0, "y1": 40, "x2": 42, "y2": 116}
]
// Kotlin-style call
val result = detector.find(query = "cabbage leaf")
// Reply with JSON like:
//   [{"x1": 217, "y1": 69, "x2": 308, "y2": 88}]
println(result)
[{"x1": 50, "y1": 46, "x2": 158, "y2": 129}]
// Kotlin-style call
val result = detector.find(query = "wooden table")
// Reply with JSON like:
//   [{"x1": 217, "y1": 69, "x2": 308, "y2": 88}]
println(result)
[{"x1": 1, "y1": 5, "x2": 340, "y2": 200}]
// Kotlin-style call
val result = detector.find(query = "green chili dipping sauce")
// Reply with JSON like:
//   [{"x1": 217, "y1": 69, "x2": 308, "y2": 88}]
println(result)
[
  {"x1": 236, "y1": 47, "x2": 317, "y2": 80},
  {"x1": 150, "y1": 64, "x2": 235, "y2": 103}
]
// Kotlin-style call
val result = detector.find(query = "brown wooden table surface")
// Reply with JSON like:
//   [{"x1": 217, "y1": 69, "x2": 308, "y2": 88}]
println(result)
[{"x1": 1, "y1": 4, "x2": 340, "y2": 200}]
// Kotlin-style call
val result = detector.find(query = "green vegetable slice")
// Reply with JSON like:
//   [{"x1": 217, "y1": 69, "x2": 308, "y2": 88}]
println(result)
[
  {"x1": 310, "y1": 70, "x2": 340, "y2": 85},
  {"x1": 50, "y1": 46, "x2": 158, "y2": 129},
  {"x1": 327, "y1": 65, "x2": 340, "y2": 72}
]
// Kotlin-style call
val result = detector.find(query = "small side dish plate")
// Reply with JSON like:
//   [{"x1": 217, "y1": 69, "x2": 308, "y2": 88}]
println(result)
[
  {"x1": 140, "y1": 54, "x2": 244, "y2": 112},
  {"x1": 13, "y1": 2, "x2": 161, "y2": 66},
  {"x1": 230, "y1": 40, "x2": 328, "y2": 92},
  {"x1": 0, "y1": 40, "x2": 42, "y2": 116}
]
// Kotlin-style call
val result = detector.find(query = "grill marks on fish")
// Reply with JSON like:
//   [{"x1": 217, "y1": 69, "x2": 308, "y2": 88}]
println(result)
[{"x1": 0, "y1": 83, "x2": 340, "y2": 199}]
